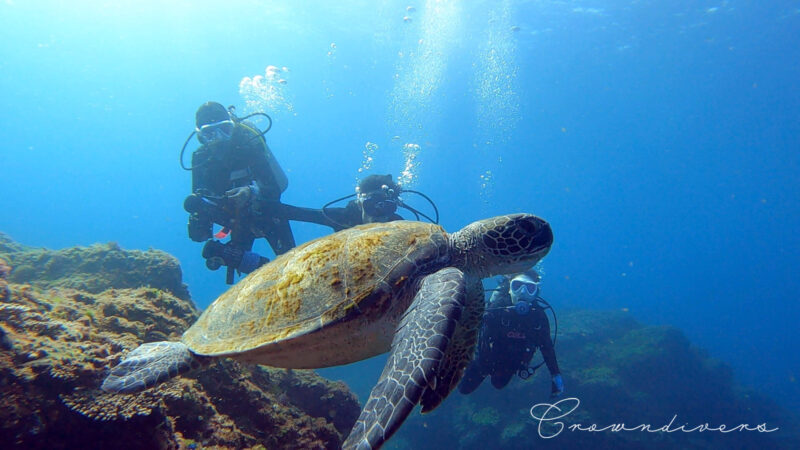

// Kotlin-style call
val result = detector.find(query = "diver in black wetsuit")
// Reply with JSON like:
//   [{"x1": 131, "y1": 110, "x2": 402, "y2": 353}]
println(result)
[
  {"x1": 181, "y1": 101, "x2": 295, "y2": 284},
  {"x1": 279, "y1": 174, "x2": 439, "y2": 231},
  {"x1": 459, "y1": 270, "x2": 565, "y2": 397}
]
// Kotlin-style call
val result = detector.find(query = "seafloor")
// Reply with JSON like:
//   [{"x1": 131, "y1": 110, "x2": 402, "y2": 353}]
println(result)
[{"x1": 1, "y1": 232, "x2": 797, "y2": 449}]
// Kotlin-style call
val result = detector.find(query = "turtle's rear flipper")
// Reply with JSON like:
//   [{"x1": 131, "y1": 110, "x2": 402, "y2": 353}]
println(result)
[
  {"x1": 101, "y1": 341, "x2": 199, "y2": 394},
  {"x1": 342, "y1": 267, "x2": 466, "y2": 450}
]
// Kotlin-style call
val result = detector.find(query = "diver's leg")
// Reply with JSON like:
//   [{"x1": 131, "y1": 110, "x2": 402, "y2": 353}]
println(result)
[
  {"x1": 458, "y1": 361, "x2": 486, "y2": 394},
  {"x1": 490, "y1": 369, "x2": 515, "y2": 389}
]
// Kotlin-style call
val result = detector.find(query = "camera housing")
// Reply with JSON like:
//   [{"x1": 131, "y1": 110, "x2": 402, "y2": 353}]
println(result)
[{"x1": 202, "y1": 240, "x2": 267, "y2": 274}]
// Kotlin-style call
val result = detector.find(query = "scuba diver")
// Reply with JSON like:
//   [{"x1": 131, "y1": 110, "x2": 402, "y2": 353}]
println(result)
[
  {"x1": 458, "y1": 270, "x2": 565, "y2": 398},
  {"x1": 278, "y1": 173, "x2": 440, "y2": 231},
  {"x1": 181, "y1": 101, "x2": 295, "y2": 284}
]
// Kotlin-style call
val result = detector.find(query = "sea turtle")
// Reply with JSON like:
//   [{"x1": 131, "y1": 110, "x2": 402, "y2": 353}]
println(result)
[{"x1": 102, "y1": 213, "x2": 553, "y2": 449}]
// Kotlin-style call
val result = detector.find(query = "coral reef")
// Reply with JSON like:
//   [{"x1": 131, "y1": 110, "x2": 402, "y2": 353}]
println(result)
[
  {"x1": 0, "y1": 256, "x2": 10, "y2": 303},
  {"x1": 389, "y1": 309, "x2": 800, "y2": 450},
  {"x1": 0, "y1": 234, "x2": 360, "y2": 449},
  {"x1": 469, "y1": 406, "x2": 500, "y2": 426}
]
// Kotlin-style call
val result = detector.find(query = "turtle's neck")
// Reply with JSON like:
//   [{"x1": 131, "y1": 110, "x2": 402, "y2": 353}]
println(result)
[{"x1": 448, "y1": 231, "x2": 491, "y2": 279}]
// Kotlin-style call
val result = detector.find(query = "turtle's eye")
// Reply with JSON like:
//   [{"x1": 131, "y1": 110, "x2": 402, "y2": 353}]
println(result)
[
  {"x1": 517, "y1": 217, "x2": 537, "y2": 234},
  {"x1": 515, "y1": 216, "x2": 553, "y2": 252},
  {"x1": 512, "y1": 215, "x2": 546, "y2": 235}
]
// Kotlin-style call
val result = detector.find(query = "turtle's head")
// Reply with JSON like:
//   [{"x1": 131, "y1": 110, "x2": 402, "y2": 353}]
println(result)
[{"x1": 450, "y1": 213, "x2": 553, "y2": 277}]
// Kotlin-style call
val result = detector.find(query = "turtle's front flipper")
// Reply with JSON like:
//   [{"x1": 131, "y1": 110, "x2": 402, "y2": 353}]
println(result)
[
  {"x1": 101, "y1": 341, "x2": 203, "y2": 394},
  {"x1": 420, "y1": 277, "x2": 484, "y2": 411},
  {"x1": 342, "y1": 267, "x2": 466, "y2": 450}
]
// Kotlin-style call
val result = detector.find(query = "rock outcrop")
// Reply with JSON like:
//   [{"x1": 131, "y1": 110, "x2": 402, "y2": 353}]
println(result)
[
  {"x1": 0, "y1": 232, "x2": 189, "y2": 300},
  {"x1": 0, "y1": 234, "x2": 360, "y2": 449}
]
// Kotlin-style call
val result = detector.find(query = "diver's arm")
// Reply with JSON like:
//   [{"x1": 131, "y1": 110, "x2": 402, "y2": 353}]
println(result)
[
  {"x1": 481, "y1": 309, "x2": 506, "y2": 350},
  {"x1": 487, "y1": 289, "x2": 509, "y2": 309},
  {"x1": 534, "y1": 307, "x2": 561, "y2": 376},
  {"x1": 275, "y1": 203, "x2": 351, "y2": 231}
]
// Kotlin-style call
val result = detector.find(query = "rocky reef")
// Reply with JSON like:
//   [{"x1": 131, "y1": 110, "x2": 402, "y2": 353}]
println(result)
[
  {"x1": 388, "y1": 309, "x2": 800, "y2": 449},
  {"x1": 0, "y1": 234, "x2": 360, "y2": 449},
  {"x1": 4, "y1": 232, "x2": 798, "y2": 449},
  {"x1": 0, "y1": 232, "x2": 190, "y2": 300}
]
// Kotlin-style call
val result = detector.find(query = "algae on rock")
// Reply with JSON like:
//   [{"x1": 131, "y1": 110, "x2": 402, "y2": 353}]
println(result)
[
  {"x1": 0, "y1": 233, "x2": 360, "y2": 449},
  {"x1": 0, "y1": 232, "x2": 189, "y2": 300}
]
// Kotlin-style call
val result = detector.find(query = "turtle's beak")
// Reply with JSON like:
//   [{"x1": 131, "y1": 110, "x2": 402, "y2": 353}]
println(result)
[
  {"x1": 504, "y1": 214, "x2": 553, "y2": 257},
  {"x1": 528, "y1": 218, "x2": 554, "y2": 256},
  {"x1": 496, "y1": 214, "x2": 552, "y2": 275}
]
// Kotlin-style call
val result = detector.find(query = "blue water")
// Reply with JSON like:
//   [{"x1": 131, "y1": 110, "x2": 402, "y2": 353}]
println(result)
[{"x1": 1, "y1": 0, "x2": 798, "y2": 425}]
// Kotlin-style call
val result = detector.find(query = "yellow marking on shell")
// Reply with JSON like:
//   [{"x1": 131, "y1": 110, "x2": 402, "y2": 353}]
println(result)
[
  {"x1": 260, "y1": 324, "x2": 298, "y2": 345},
  {"x1": 241, "y1": 230, "x2": 391, "y2": 337},
  {"x1": 320, "y1": 296, "x2": 360, "y2": 325}
]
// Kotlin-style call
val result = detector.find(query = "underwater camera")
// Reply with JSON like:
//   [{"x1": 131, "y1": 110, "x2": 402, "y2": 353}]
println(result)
[
  {"x1": 184, "y1": 193, "x2": 242, "y2": 242},
  {"x1": 201, "y1": 240, "x2": 268, "y2": 274},
  {"x1": 185, "y1": 193, "x2": 229, "y2": 242},
  {"x1": 184, "y1": 193, "x2": 234, "y2": 222},
  {"x1": 361, "y1": 189, "x2": 399, "y2": 217}
]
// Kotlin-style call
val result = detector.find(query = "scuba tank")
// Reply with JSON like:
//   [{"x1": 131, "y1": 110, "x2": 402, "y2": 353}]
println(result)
[
  {"x1": 180, "y1": 105, "x2": 288, "y2": 195},
  {"x1": 230, "y1": 106, "x2": 288, "y2": 194}
]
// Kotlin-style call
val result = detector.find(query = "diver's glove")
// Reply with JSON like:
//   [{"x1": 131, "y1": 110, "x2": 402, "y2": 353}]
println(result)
[
  {"x1": 551, "y1": 374, "x2": 565, "y2": 398},
  {"x1": 225, "y1": 184, "x2": 259, "y2": 209}
]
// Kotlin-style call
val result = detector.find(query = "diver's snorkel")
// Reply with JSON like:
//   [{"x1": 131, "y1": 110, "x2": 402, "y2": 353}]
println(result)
[{"x1": 180, "y1": 106, "x2": 273, "y2": 171}]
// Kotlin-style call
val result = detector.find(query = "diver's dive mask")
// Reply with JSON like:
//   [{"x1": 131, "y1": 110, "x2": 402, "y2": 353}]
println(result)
[
  {"x1": 196, "y1": 119, "x2": 235, "y2": 144},
  {"x1": 509, "y1": 276, "x2": 540, "y2": 315},
  {"x1": 360, "y1": 185, "x2": 398, "y2": 217},
  {"x1": 511, "y1": 278, "x2": 540, "y2": 299}
]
